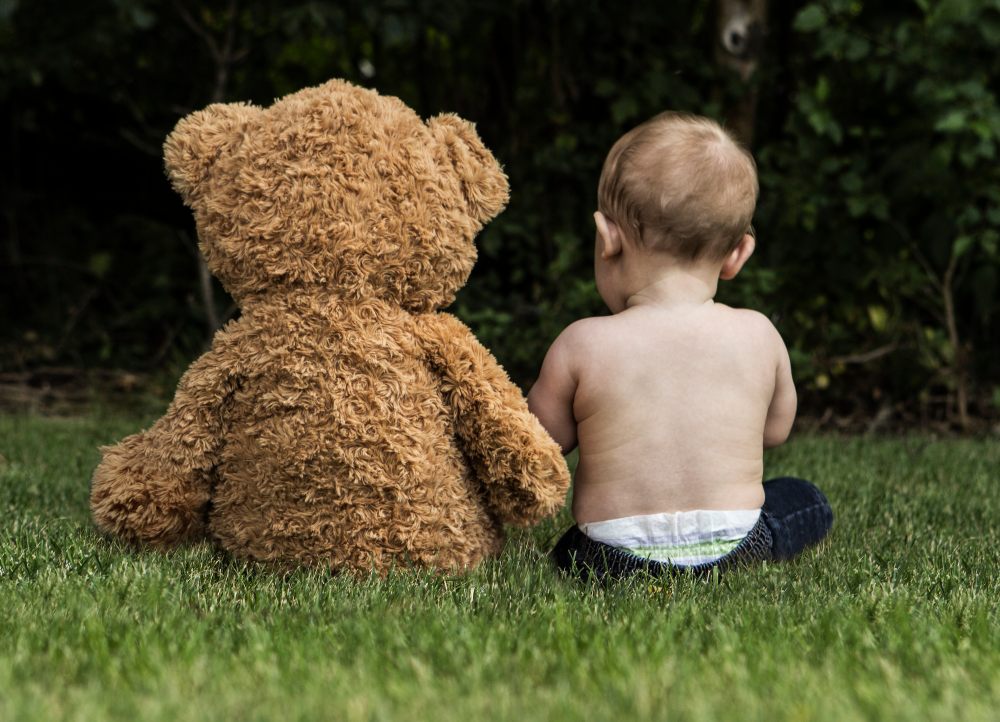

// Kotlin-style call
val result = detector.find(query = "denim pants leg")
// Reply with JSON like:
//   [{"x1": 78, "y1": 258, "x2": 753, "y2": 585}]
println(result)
[
  {"x1": 551, "y1": 477, "x2": 834, "y2": 582},
  {"x1": 760, "y1": 477, "x2": 834, "y2": 560}
]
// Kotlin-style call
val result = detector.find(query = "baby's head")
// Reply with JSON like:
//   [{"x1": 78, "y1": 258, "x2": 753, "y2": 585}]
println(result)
[{"x1": 596, "y1": 112, "x2": 758, "y2": 264}]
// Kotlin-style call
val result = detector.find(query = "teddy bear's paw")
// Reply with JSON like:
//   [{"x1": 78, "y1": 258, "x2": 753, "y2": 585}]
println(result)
[
  {"x1": 90, "y1": 444, "x2": 208, "y2": 549},
  {"x1": 94, "y1": 501, "x2": 200, "y2": 549},
  {"x1": 487, "y1": 455, "x2": 571, "y2": 526}
]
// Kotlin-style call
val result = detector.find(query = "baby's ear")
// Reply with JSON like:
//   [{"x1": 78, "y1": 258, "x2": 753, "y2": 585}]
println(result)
[
  {"x1": 594, "y1": 211, "x2": 623, "y2": 259},
  {"x1": 163, "y1": 102, "x2": 258, "y2": 204},
  {"x1": 428, "y1": 113, "x2": 510, "y2": 224},
  {"x1": 720, "y1": 233, "x2": 756, "y2": 280}
]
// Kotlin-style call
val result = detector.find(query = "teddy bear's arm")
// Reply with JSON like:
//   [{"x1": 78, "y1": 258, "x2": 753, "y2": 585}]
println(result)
[
  {"x1": 90, "y1": 340, "x2": 238, "y2": 548},
  {"x1": 417, "y1": 313, "x2": 570, "y2": 526}
]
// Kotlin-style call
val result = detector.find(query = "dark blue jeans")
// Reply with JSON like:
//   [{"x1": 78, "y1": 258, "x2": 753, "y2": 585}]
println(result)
[
  {"x1": 758, "y1": 476, "x2": 834, "y2": 561},
  {"x1": 552, "y1": 477, "x2": 833, "y2": 582}
]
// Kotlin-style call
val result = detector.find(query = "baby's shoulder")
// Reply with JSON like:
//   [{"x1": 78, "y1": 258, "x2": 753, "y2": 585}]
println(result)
[
  {"x1": 713, "y1": 305, "x2": 785, "y2": 353},
  {"x1": 544, "y1": 316, "x2": 621, "y2": 369},
  {"x1": 554, "y1": 315, "x2": 625, "y2": 350},
  {"x1": 717, "y1": 304, "x2": 776, "y2": 327}
]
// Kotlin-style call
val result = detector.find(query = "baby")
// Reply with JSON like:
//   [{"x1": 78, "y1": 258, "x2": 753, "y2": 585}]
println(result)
[{"x1": 528, "y1": 112, "x2": 833, "y2": 581}]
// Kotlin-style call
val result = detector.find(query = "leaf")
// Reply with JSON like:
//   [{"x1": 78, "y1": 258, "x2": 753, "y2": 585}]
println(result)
[
  {"x1": 844, "y1": 35, "x2": 870, "y2": 61},
  {"x1": 846, "y1": 197, "x2": 868, "y2": 217},
  {"x1": 867, "y1": 305, "x2": 889, "y2": 332},
  {"x1": 129, "y1": 5, "x2": 156, "y2": 30},
  {"x1": 953, "y1": 234, "x2": 975, "y2": 259},
  {"x1": 88, "y1": 252, "x2": 113, "y2": 278},
  {"x1": 815, "y1": 75, "x2": 830, "y2": 103},
  {"x1": 610, "y1": 95, "x2": 639, "y2": 125},
  {"x1": 934, "y1": 110, "x2": 967, "y2": 133},
  {"x1": 839, "y1": 172, "x2": 863, "y2": 194},
  {"x1": 981, "y1": 229, "x2": 999, "y2": 258},
  {"x1": 794, "y1": 5, "x2": 827, "y2": 33}
]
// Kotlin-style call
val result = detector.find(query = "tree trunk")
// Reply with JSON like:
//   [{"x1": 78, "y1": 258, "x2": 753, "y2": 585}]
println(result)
[
  {"x1": 941, "y1": 253, "x2": 970, "y2": 430},
  {"x1": 714, "y1": 0, "x2": 768, "y2": 146},
  {"x1": 175, "y1": 0, "x2": 243, "y2": 339}
]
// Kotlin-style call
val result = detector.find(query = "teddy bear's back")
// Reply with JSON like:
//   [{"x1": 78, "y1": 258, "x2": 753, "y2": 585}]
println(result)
[{"x1": 208, "y1": 298, "x2": 502, "y2": 572}]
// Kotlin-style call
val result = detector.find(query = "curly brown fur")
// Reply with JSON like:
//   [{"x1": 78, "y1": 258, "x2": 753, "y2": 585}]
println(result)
[{"x1": 90, "y1": 79, "x2": 570, "y2": 574}]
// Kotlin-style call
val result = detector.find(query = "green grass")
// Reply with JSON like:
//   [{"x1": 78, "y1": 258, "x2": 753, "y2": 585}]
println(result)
[{"x1": 1, "y1": 413, "x2": 998, "y2": 721}]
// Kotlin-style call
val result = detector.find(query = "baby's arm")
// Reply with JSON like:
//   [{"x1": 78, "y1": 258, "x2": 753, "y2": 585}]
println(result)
[
  {"x1": 763, "y1": 329, "x2": 797, "y2": 448},
  {"x1": 527, "y1": 326, "x2": 580, "y2": 454}
]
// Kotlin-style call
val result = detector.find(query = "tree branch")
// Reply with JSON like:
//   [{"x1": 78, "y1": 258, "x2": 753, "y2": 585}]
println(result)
[
  {"x1": 173, "y1": 0, "x2": 245, "y2": 338},
  {"x1": 829, "y1": 342, "x2": 899, "y2": 366},
  {"x1": 173, "y1": 0, "x2": 223, "y2": 65}
]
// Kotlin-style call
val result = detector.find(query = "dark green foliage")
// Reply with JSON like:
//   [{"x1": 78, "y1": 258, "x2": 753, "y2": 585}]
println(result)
[
  {"x1": 738, "y1": 0, "x2": 1000, "y2": 425},
  {"x1": 2, "y1": 0, "x2": 999, "y2": 424}
]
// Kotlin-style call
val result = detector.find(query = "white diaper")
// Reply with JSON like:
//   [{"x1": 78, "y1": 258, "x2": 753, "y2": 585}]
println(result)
[{"x1": 580, "y1": 508, "x2": 762, "y2": 567}]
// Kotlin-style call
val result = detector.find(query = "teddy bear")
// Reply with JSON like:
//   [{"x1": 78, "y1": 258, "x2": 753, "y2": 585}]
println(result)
[{"x1": 90, "y1": 79, "x2": 570, "y2": 573}]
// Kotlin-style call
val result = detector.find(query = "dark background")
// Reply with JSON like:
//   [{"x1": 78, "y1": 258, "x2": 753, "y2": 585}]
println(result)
[{"x1": 2, "y1": 0, "x2": 999, "y2": 429}]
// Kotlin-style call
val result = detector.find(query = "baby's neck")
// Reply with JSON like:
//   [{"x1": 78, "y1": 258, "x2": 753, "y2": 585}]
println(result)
[{"x1": 623, "y1": 259, "x2": 722, "y2": 311}]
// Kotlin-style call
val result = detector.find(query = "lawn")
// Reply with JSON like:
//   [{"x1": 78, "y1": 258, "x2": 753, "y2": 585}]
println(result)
[{"x1": 1, "y1": 413, "x2": 998, "y2": 721}]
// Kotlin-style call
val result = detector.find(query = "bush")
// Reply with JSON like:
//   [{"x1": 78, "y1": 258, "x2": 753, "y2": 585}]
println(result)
[{"x1": 2, "y1": 0, "x2": 998, "y2": 425}]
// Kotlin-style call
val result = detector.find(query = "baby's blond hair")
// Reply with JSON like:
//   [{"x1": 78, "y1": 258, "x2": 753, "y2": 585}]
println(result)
[{"x1": 597, "y1": 112, "x2": 758, "y2": 261}]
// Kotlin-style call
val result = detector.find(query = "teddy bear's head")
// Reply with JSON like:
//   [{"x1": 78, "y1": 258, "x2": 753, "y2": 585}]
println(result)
[{"x1": 163, "y1": 79, "x2": 509, "y2": 312}]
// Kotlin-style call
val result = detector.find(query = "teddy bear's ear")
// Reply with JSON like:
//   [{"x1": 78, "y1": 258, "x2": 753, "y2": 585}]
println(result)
[
  {"x1": 163, "y1": 102, "x2": 258, "y2": 204},
  {"x1": 428, "y1": 114, "x2": 510, "y2": 224}
]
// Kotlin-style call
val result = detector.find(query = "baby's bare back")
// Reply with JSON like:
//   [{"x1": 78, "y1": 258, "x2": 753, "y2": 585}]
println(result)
[{"x1": 569, "y1": 304, "x2": 780, "y2": 523}]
